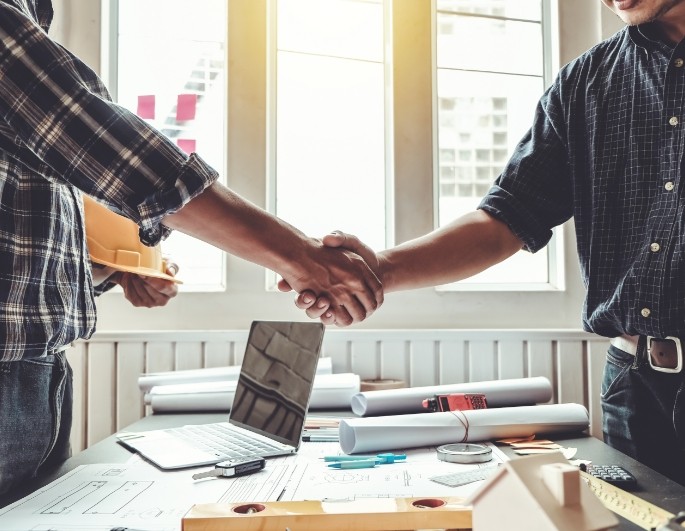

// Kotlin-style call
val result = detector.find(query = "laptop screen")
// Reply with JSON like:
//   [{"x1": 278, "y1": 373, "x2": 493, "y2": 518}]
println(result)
[{"x1": 229, "y1": 321, "x2": 325, "y2": 448}]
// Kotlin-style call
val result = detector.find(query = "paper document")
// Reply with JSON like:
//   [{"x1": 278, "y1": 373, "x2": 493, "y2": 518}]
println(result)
[
  {"x1": 0, "y1": 439, "x2": 508, "y2": 531},
  {"x1": 281, "y1": 443, "x2": 509, "y2": 501},
  {"x1": 0, "y1": 460, "x2": 296, "y2": 531},
  {"x1": 0, "y1": 441, "x2": 511, "y2": 530},
  {"x1": 145, "y1": 372, "x2": 360, "y2": 412},
  {"x1": 138, "y1": 357, "x2": 333, "y2": 393},
  {"x1": 339, "y1": 403, "x2": 590, "y2": 454},
  {"x1": 350, "y1": 376, "x2": 553, "y2": 416}
]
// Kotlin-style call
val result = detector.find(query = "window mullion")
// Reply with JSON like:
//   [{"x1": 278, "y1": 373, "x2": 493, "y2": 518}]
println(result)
[{"x1": 392, "y1": 0, "x2": 435, "y2": 245}]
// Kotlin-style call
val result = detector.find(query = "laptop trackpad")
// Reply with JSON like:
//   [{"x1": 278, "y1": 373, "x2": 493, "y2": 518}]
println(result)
[{"x1": 117, "y1": 432, "x2": 220, "y2": 469}]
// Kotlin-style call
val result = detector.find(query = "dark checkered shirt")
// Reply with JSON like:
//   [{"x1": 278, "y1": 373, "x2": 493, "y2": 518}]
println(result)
[
  {"x1": 0, "y1": 1, "x2": 218, "y2": 360},
  {"x1": 480, "y1": 23, "x2": 685, "y2": 339}
]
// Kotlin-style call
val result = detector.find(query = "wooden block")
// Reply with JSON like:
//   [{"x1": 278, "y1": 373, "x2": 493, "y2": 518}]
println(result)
[
  {"x1": 541, "y1": 463, "x2": 581, "y2": 507},
  {"x1": 182, "y1": 496, "x2": 472, "y2": 531}
]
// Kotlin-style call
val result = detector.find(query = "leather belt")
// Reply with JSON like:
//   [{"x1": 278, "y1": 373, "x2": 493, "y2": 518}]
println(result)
[{"x1": 610, "y1": 334, "x2": 683, "y2": 373}]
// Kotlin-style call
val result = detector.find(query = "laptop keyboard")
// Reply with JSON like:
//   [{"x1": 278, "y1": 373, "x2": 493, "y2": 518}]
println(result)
[{"x1": 167, "y1": 423, "x2": 286, "y2": 459}]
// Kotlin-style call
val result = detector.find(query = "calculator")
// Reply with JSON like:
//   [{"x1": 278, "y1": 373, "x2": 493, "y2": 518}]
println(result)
[{"x1": 582, "y1": 464, "x2": 637, "y2": 489}]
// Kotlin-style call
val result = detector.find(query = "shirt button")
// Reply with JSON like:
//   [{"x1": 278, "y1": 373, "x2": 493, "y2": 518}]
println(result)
[
  {"x1": 650, "y1": 242, "x2": 661, "y2": 252},
  {"x1": 675, "y1": 58, "x2": 684, "y2": 67},
  {"x1": 665, "y1": 181, "x2": 675, "y2": 191},
  {"x1": 670, "y1": 116, "x2": 679, "y2": 126},
  {"x1": 641, "y1": 308, "x2": 651, "y2": 318}
]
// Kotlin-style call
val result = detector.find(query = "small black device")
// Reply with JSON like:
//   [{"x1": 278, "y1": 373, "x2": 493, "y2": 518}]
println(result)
[
  {"x1": 191, "y1": 456, "x2": 266, "y2": 480},
  {"x1": 581, "y1": 463, "x2": 637, "y2": 489}
]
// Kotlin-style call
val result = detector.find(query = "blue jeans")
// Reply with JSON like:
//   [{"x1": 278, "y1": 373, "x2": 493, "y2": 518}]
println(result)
[
  {"x1": 601, "y1": 342, "x2": 685, "y2": 485},
  {"x1": 0, "y1": 353, "x2": 73, "y2": 496}
]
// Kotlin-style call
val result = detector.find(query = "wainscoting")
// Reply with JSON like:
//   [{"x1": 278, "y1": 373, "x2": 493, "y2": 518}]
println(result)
[{"x1": 67, "y1": 329, "x2": 610, "y2": 453}]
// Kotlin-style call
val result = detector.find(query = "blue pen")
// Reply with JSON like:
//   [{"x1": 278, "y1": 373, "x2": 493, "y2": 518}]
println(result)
[
  {"x1": 323, "y1": 455, "x2": 377, "y2": 462},
  {"x1": 328, "y1": 459, "x2": 379, "y2": 469},
  {"x1": 376, "y1": 453, "x2": 407, "y2": 464},
  {"x1": 323, "y1": 453, "x2": 406, "y2": 464}
]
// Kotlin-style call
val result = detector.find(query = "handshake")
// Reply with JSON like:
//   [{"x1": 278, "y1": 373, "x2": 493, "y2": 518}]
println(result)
[
  {"x1": 277, "y1": 230, "x2": 385, "y2": 328},
  {"x1": 275, "y1": 210, "x2": 520, "y2": 327}
]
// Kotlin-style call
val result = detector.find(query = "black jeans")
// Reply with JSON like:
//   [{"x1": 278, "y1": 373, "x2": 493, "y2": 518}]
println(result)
[{"x1": 601, "y1": 343, "x2": 685, "y2": 485}]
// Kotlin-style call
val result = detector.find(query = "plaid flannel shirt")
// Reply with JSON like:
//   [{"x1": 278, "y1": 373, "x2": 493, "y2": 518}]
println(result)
[
  {"x1": 0, "y1": 0, "x2": 218, "y2": 360},
  {"x1": 480, "y1": 23, "x2": 685, "y2": 338}
]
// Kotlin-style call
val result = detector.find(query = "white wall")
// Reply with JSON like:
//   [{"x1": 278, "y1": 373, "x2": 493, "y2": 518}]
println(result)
[{"x1": 49, "y1": 1, "x2": 625, "y2": 333}]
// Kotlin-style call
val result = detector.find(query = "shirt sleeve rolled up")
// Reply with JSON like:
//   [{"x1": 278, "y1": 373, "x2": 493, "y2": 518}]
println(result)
[{"x1": 0, "y1": 3, "x2": 218, "y2": 245}]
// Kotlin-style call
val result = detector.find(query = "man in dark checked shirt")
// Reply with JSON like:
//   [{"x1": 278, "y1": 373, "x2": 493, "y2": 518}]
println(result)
[
  {"x1": 0, "y1": 1, "x2": 382, "y2": 495},
  {"x1": 290, "y1": 0, "x2": 685, "y2": 485}
]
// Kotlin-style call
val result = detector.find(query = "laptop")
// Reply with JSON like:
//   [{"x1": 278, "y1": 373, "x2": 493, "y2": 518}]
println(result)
[{"x1": 116, "y1": 320, "x2": 325, "y2": 469}]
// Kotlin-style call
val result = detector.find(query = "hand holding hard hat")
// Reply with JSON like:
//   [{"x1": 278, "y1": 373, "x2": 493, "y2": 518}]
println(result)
[{"x1": 82, "y1": 194, "x2": 182, "y2": 284}]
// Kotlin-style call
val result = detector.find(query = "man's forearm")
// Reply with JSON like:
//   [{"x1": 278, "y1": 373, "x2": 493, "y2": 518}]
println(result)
[
  {"x1": 163, "y1": 182, "x2": 311, "y2": 280},
  {"x1": 379, "y1": 210, "x2": 523, "y2": 292},
  {"x1": 162, "y1": 182, "x2": 383, "y2": 324}
]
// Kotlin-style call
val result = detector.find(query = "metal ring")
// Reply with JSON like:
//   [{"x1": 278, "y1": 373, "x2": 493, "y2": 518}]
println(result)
[{"x1": 436, "y1": 443, "x2": 492, "y2": 464}]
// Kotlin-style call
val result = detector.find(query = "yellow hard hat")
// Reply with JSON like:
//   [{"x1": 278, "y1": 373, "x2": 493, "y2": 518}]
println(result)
[{"x1": 82, "y1": 194, "x2": 181, "y2": 283}]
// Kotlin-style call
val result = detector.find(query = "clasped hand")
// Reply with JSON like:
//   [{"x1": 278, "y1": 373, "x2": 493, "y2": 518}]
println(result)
[
  {"x1": 92, "y1": 261, "x2": 180, "y2": 308},
  {"x1": 279, "y1": 231, "x2": 382, "y2": 327}
]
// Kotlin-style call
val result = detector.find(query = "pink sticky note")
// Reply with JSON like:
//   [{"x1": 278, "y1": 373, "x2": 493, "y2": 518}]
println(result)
[
  {"x1": 136, "y1": 95, "x2": 155, "y2": 119},
  {"x1": 176, "y1": 94, "x2": 197, "y2": 121},
  {"x1": 177, "y1": 139, "x2": 196, "y2": 154}
]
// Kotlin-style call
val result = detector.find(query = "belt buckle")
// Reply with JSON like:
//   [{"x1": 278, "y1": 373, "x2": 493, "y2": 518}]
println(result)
[{"x1": 647, "y1": 336, "x2": 683, "y2": 373}]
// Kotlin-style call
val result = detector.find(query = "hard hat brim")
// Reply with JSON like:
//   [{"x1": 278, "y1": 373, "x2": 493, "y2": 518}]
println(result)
[
  {"x1": 82, "y1": 194, "x2": 182, "y2": 285},
  {"x1": 90, "y1": 257, "x2": 183, "y2": 284}
]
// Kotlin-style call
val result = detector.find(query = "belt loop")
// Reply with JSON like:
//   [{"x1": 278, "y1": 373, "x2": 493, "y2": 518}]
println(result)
[{"x1": 634, "y1": 335, "x2": 648, "y2": 369}]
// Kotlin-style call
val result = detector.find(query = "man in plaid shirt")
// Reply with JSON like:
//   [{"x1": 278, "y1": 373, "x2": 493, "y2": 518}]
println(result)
[{"x1": 0, "y1": 1, "x2": 382, "y2": 495}]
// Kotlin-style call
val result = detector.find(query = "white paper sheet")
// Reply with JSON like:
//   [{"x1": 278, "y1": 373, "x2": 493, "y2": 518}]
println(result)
[
  {"x1": 0, "y1": 443, "x2": 508, "y2": 530},
  {"x1": 350, "y1": 376, "x2": 553, "y2": 416},
  {"x1": 339, "y1": 403, "x2": 589, "y2": 454},
  {"x1": 146, "y1": 372, "x2": 360, "y2": 412},
  {"x1": 138, "y1": 357, "x2": 333, "y2": 393},
  {"x1": 280, "y1": 443, "x2": 509, "y2": 502},
  {"x1": 0, "y1": 460, "x2": 297, "y2": 531}
]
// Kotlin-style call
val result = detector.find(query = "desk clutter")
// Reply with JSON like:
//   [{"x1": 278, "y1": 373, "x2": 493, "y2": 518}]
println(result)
[
  {"x1": 140, "y1": 367, "x2": 590, "y2": 456},
  {"x1": 8, "y1": 343, "x2": 684, "y2": 531},
  {"x1": 180, "y1": 453, "x2": 623, "y2": 531},
  {"x1": 338, "y1": 403, "x2": 590, "y2": 454},
  {"x1": 140, "y1": 357, "x2": 362, "y2": 413}
]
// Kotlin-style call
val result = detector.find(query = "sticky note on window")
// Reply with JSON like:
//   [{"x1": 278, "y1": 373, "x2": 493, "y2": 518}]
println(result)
[
  {"x1": 176, "y1": 94, "x2": 197, "y2": 121},
  {"x1": 177, "y1": 139, "x2": 196, "y2": 154},
  {"x1": 137, "y1": 95, "x2": 155, "y2": 119}
]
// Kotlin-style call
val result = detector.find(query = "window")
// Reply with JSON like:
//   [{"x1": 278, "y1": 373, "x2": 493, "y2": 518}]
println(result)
[
  {"x1": 110, "y1": 0, "x2": 227, "y2": 290},
  {"x1": 108, "y1": 0, "x2": 560, "y2": 294},
  {"x1": 435, "y1": 0, "x2": 559, "y2": 288},
  {"x1": 271, "y1": 0, "x2": 387, "y2": 252}
]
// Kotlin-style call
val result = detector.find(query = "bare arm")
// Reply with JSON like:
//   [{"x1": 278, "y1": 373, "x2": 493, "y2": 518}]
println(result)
[
  {"x1": 163, "y1": 182, "x2": 383, "y2": 325},
  {"x1": 283, "y1": 210, "x2": 522, "y2": 322},
  {"x1": 378, "y1": 210, "x2": 523, "y2": 292}
]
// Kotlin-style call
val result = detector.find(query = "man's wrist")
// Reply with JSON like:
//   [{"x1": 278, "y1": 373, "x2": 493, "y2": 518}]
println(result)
[{"x1": 90, "y1": 264, "x2": 121, "y2": 285}]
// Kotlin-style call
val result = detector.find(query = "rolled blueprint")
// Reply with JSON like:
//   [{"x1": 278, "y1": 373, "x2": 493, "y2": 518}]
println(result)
[
  {"x1": 339, "y1": 403, "x2": 589, "y2": 454},
  {"x1": 350, "y1": 376, "x2": 552, "y2": 416},
  {"x1": 146, "y1": 372, "x2": 360, "y2": 413},
  {"x1": 138, "y1": 356, "x2": 333, "y2": 393}
]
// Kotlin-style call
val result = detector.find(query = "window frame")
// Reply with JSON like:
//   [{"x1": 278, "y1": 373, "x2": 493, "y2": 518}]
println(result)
[{"x1": 88, "y1": 0, "x2": 621, "y2": 332}]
